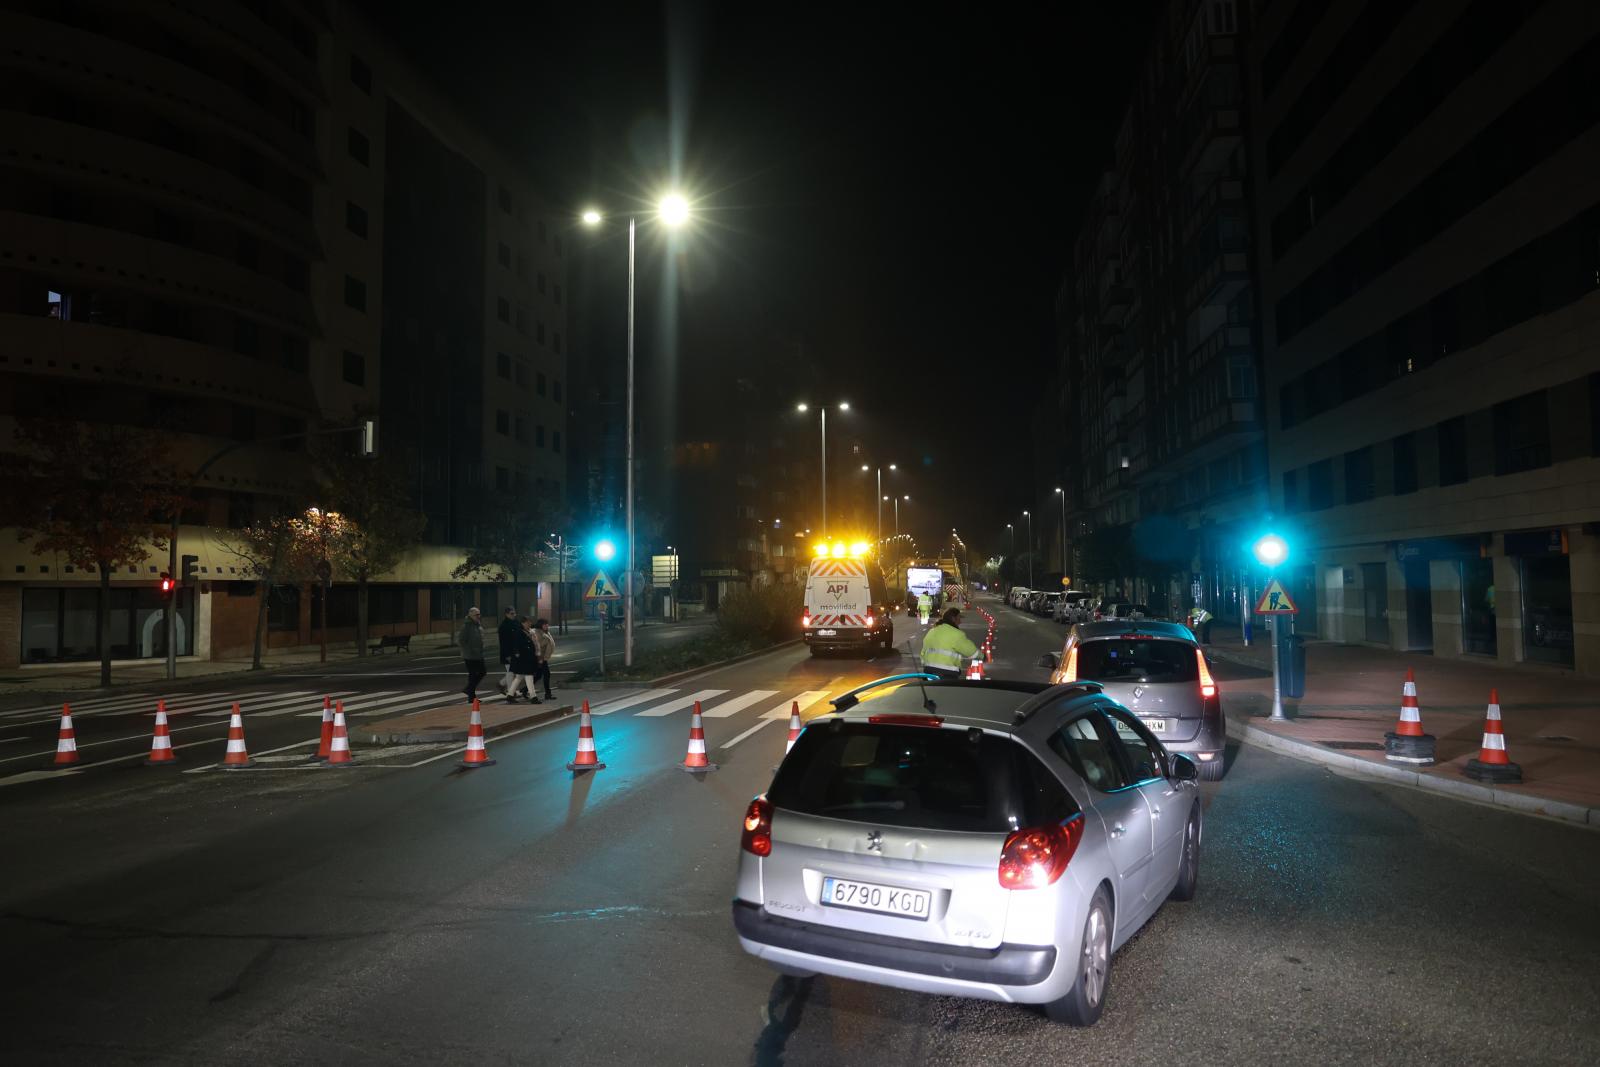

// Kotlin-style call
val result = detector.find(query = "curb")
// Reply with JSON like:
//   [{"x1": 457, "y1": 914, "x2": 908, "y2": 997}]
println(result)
[
  {"x1": 363, "y1": 703, "x2": 574, "y2": 745},
  {"x1": 578, "y1": 638, "x2": 804, "y2": 688},
  {"x1": 1225, "y1": 716, "x2": 1598, "y2": 829}
]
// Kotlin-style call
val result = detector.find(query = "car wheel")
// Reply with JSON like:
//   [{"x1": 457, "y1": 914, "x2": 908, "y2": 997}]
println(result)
[
  {"x1": 1170, "y1": 809, "x2": 1200, "y2": 901},
  {"x1": 1044, "y1": 885, "x2": 1111, "y2": 1027},
  {"x1": 1198, "y1": 755, "x2": 1227, "y2": 781}
]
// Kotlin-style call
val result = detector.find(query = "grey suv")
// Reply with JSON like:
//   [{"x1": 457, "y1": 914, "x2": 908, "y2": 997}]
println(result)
[
  {"x1": 732, "y1": 675, "x2": 1202, "y2": 1026},
  {"x1": 1044, "y1": 621, "x2": 1226, "y2": 779}
]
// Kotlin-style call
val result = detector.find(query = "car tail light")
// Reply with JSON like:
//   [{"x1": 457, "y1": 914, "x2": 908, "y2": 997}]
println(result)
[
  {"x1": 865, "y1": 613, "x2": 875, "y2": 628},
  {"x1": 801, "y1": 613, "x2": 811, "y2": 628},
  {"x1": 998, "y1": 815, "x2": 1084, "y2": 889},
  {"x1": 1196, "y1": 649, "x2": 1217, "y2": 699},
  {"x1": 741, "y1": 796, "x2": 773, "y2": 857},
  {"x1": 1061, "y1": 645, "x2": 1078, "y2": 683},
  {"x1": 867, "y1": 714, "x2": 944, "y2": 727}
]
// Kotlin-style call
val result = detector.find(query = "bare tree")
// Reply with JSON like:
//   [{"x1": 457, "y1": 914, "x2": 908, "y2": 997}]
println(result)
[
  {"x1": 453, "y1": 493, "x2": 563, "y2": 618},
  {"x1": 226, "y1": 513, "x2": 310, "y2": 670},
  {"x1": 316, "y1": 449, "x2": 426, "y2": 656},
  {"x1": 7, "y1": 419, "x2": 183, "y2": 686}
]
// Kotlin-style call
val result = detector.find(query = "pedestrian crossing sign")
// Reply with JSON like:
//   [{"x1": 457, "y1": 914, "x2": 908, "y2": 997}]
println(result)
[
  {"x1": 583, "y1": 570, "x2": 622, "y2": 601},
  {"x1": 1254, "y1": 578, "x2": 1298, "y2": 614}
]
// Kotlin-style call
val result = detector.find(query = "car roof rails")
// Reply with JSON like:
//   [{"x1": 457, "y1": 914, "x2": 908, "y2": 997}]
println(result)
[{"x1": 1012, "y1": 681, "x2": 1106, "y2": 725}]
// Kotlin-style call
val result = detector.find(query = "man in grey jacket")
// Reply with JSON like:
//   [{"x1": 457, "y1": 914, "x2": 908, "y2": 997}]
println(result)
[{"x1": 459, "y1": 606, "x2": 487, "y2": 702}]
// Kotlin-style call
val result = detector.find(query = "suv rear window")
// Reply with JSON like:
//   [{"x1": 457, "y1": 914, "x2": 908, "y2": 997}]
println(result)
[
  {"x1": 1075, "y1": 638, "x2": 1197, "y2": 684},
  {"x1": 769, "y1": 723, "x2": 1076, "y2": 833}
]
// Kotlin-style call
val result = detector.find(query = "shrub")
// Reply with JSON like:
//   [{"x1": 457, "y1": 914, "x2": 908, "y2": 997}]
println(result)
[{"x1": 717, "y1": 582, "x2": 803, "y2": 645}]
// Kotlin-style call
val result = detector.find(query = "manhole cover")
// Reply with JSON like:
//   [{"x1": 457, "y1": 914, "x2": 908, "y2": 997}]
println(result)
[
  {"x1": 1322, "y1": 740, "x2": 1385, "y2": 751},
  {"x1": 1537, "y1": 735, "x2": 1575, "y2": 743}
]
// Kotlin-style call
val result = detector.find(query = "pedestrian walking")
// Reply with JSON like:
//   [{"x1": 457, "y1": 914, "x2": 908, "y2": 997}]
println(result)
[
  {"x1": 496, "y1": 606, "x2": 519, "y2": 696},
  {"x1": 459, "y1": 606, "x2": 487, "y2": 702},
  {"x1": 505, "y1": 616, "x2": 542, "y2": 704},
  {"x1": 533, "y1": 618, "x2": 556, "y2": 700}
]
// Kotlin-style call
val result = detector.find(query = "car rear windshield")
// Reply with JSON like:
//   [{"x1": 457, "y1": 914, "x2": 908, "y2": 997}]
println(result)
[
  {"x1": 769, "y1": 723, "x2": 1075, "y2": 833},
  {"x1": 1076, "y1": 638, "x2": 1197, "y2": 684}
]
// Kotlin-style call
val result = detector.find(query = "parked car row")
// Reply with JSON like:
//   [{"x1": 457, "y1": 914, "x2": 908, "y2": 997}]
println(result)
[{"x1": 1006, "y1": 588, "x2": 1154, "y2": 626}]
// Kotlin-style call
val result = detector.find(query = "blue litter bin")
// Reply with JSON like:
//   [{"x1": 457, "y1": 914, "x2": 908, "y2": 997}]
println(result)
[{"x1": 1278, "y1": 633, "x2": 1306, "y2": 698}]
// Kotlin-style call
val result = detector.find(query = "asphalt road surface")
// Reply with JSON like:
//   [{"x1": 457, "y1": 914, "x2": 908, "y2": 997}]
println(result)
[{"x1": 2, "y1": 596, "x2": 1596, "y2": 1065}]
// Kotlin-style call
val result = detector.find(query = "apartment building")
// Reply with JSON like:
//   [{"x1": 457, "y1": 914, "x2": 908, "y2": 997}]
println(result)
[
  {"x1": 0, "y1": 0, "x2": 567, "y2": 667},
  {"x1": 1248, "y1": 0, "x2": 1600, "y2": 672},
  {"x1": 1052, "y1": 0, "x2": 1267, "y2": 618}
]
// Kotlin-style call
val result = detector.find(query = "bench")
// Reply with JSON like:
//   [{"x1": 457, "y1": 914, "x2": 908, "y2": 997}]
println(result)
[{"x1": 369, "y1": 634, "x2": 412, "y2": 654}]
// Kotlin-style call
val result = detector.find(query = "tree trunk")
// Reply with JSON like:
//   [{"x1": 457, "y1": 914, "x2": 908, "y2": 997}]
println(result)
[
  {"x1": 98, "y1": 565, "x2": 112, "y2": 687},
  {"x1": 319, "y1": 579, "x2": 329, "y2": 663},
  {"x1": 252, "y1": 581, "x2": 271, "y2": 670},
  {"x1": 356, "y1": 574, "x2": 369, "y2": 657}
]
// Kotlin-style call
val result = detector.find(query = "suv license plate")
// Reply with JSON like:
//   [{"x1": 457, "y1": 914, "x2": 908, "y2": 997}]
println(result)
[
  {"x1": 821, "y1": 877, "x2": 931, "y2": 920},
  {"x1": 816, "y1": 628, "x2": 837, "y2": 636},
  {"x1": 1141, "y1": 717, "x2": 1168, "y2": 733}
]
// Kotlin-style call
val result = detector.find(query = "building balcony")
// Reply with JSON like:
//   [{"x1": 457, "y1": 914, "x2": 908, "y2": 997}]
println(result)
[
  {"x1": 1181, "y1": 176, "x2": 1245, "y2": 243},
  {"x1": 1179, "y1": 35, "x2": 1239, "y2": 111},
  {"x1": 2, "y1": 11, "x2": 323, "y2": 179},
  {"x1": 1098, "y1": 263, "x2": 1133, "y2": 325},
  {"x1": 1188, "y1": 323, "x2": 1252, "y2": 374},
  {"x1": 1180, "y1": 105, "x2": 1243, "y2": 178},
  {"x1": 1, "y1": 211, "x2": 317, "y2": 334},
  {"x1": 1185, "y1": 245, "x2": 1250, "y2": 312},
  {"x1": 0, "y1": 112, "x2": 319, "y2": 257}
]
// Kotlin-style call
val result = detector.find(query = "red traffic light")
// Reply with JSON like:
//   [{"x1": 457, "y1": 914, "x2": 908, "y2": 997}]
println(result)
[{"x1": 159, "y1": 573, "x2": 175, "y2": 595}]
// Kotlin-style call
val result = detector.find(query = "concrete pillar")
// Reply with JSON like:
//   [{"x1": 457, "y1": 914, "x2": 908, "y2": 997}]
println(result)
[
  {"x1": 196, "y1": 584, "x2": 213, "y2": 660},
  {"x1": 0, "y1": 585, "x2": 20, "y2": 669},
  {"x1": 1430, "y1": 559, "x2": 1464, "y2": 658},
  {"x1": 1321, "y1": 562, "x2": 1347, "y2": 642},
  {"x1": 1568, "y1": 525, "x2": 1600, "y2": 675}
]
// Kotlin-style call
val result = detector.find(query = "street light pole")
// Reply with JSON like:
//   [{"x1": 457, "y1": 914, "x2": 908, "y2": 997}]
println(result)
[
  {"x1": 820, "y1": 406, "x2": 827, "y2": 538},
  {"x1": 1023, "y1": 510, "x2": 1034, "y2": 588},
  {"x1": 1007, "y1": 523, "x2": 1015, "y2": 587},
  {"x1": 625, "y1": 215, "x2": 636, "y2": 668},
  {"x1": 1055, "y1": 487, "x2": 1067, "y2": 582}
]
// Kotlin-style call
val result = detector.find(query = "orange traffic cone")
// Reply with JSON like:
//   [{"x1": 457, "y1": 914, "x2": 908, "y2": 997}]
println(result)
[
  {"x1": 52, "y1": 704, "x2": 79, "y2": 767},
  {"x1": 680, "y1": 700, "x2": 717, "y2": 773},
  {"x1": 1464, "y1": 689, "x2": 1522, "y2": 783},
  {"x1": 310, "y1": 695, "x2": 333, "y2": 762},
  {"x1": 222, "y1": 703, "x2": 255, "y2": 769},
  {"x1": 785, "y1": 702, "x2": 803, "y2": 756},
  {"x1": 322, "y1": 700, "x2": 354, "y2": 767},
  {"x1": 566, "y1": 701, "x2": 606, "y2": 771},
  {"x1": 460, "y1": 699, "x2": 496, "y2": 768},
  {"x1": 145, "y1": 700, "x2": 178, "y2": 766},
  {"x1": 966, "y1": 660, "x2": 985, "y2": 680},
  {"x1": 1384, "y1": 668, "x2": 1436, "y2": 764}
]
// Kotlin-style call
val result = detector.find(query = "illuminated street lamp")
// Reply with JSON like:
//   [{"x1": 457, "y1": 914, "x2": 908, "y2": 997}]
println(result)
[
  {"x1": 1022, "y1": 509, "x2": 1034, "y2": 588},
  {"x1": 581, "y1": 194, "x2": 692, "y2": 668},
  {"x1": 1054, "y1": 487, "x2": 1068, "y2": 584},
  {"x1": 797, "y1": 400, "x2": 849, "y2": 537}
]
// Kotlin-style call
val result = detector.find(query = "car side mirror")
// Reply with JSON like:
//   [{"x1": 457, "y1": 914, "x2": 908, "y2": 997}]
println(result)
[
  {"x1": 1038, "y1": 652, "x2": 1061, "y2": 670},
  {"x1": 1169, "y1": 753, "x2": 1199, "y2": 782}
]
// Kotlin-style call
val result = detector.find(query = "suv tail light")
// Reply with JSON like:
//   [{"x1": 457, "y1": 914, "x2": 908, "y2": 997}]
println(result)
[
  {"x1": 867, "y1": 714, "x2": 944, "y2": 727},
  {"x1": 741, "y1": 796, "x2": 773, "y2": 856},
  {"x1": 998, "y1": 815, "x2": 1084, "y2": 889},
  {"x1": 865, "y1": 613, "x2": 875, "y2": 628},
  {"x1": 1060, "y1": 645, "x2": 1078, "y2": 683},
  {"x1": 801, "y1": 613, "x2": 811, "y2": 628},
  {"x1": 1196, "y1": 649, "x2": 1217, "y2": 699}
]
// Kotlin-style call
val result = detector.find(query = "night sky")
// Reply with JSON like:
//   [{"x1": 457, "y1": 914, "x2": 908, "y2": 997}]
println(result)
[{"x1": 362, "y1": 1, "x2": 1157, "y2": 558}]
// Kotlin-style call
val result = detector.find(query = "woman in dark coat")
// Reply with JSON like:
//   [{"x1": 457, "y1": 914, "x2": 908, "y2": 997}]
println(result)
[{"x1": 505, "y1": 616, "x2": 542, "y2": 703}]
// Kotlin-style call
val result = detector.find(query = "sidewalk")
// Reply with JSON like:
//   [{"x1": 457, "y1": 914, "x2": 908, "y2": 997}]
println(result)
[{"x1": 1204, "y1": 625, "x2": 1599, "y2": 826}]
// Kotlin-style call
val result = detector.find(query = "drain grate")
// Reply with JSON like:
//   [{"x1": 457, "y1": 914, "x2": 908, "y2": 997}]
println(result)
[
  {"x1": 1321, "y1": 740, "x2": 1386, "y2": 751},
  {"x1": 1537, "y1": 735, "x2": 1575, "y2": 743}
]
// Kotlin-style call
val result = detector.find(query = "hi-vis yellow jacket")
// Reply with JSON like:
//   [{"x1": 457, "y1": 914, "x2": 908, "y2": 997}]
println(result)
[{"x1": 921, "y1": 621, "x2": 978, "y2": 672}]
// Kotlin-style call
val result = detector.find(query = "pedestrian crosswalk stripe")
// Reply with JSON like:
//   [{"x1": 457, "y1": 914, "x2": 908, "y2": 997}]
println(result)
[
  {"x1": 257, "y1": 691, "x2": 360, "y2": 718},
  {"x1": 341, "y1": 691, "x2": 452, "y2": 717},
  {"x1": 342, "y1": 692, "x2": 461, "y2": 719},
  {"x1": 762, "y1": 690, "x2": 832, "y2": 719},
  {"x1": 196, "y1": 691, "x2": 316, "y2": 717},
  {"x1": 700, "y1": 690, "x2": 780, "y2": 718},
  {"x1": 3, "y1": 692, "x2": 156, "y2": 718},
  {"x1": 633, "y1": 689, "x2": 729, "y2": 717},
  {"x1": 589, "y1": 689, "x2": 678, "y2": 716},
  {"x1": 104, "y1": 692, "x2": 253, "y2": 717}
]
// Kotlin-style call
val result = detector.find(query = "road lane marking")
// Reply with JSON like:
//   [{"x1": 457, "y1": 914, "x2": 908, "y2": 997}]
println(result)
[
  {"x1": 102, "y1": 692, "x2": 253, "y2": 717},
  {"x1": 253, "y1": 691, "x2": 361, "y2": 718},
  {"x1": 700, "y1": 690, "x2": 779, "y2": 718},
  {"x1": 721, "y1": 691, "x2": 831, "y2": 750},
  {"x1": 0, "y1": 715, "x2": 230, "y2": 764},
  {"x1": 633, "y1": 689, "x2": 729, "y2": 717},
  {"x1": 588, "y1": 689, "x2": 678, "y2": 716},
  {"x1": 196, "y1": 690, "x2": 316, "y2": 716}
]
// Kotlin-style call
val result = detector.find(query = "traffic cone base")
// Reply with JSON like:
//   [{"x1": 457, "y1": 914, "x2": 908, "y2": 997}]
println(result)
[
  {"x1": 145, "y1": 703, "x2": 179, "y2": 767},
  {"x1": 221, "y1": 704, "x2": 255, "y2": 769},
  {"x1": 461, "y1": 700, "x2": 496, "y2": 768},
  {"x1": 1463, "y1": 756, "x2": 1522, "y2": 783},
  {"x1": 1385, "y1": 668, "x2": 1435, "y2": 762},
  {"x1": 52, "y1": 705, "x2": 79, "y2": 767},
  {"x1": 567, "y1": 701, "x2": 606, "y2": 771}
]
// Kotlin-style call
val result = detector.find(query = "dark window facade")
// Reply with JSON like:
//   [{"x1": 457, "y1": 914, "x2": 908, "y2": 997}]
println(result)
[
  {"x1": 1307, "y1": 458, "x2": 1334, "y2": 511},
  {"x1": 1437, "y1": 416, "x2": 1469, "y2": 486},
  {"x1": 1344, "y1": 447, "x2": 1375, "y2": 504},
  {"x1": 1392, "y1": 432, "x2": 1418, "y2": 495},
  {"x1": 346, "y1": 201, "x2": 367, "y2": 237},
  {"x1": 342, "y1": 350, "x2": 365, "y2": 386},
  {"x1": 1493, "y1": 391, "x2": 1551, "y2": 475},
  {"x1": 348, "y1": 127, "x2": 369, "y2": 165},
  {"x1": 344, "y1": 276, "x2": 366, "y2": 311}
]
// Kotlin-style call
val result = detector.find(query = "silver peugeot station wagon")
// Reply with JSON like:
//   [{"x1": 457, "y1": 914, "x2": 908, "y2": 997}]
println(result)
[{"x1": 731, "y1": 674, "x2": 1201, "y2": 1026}]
